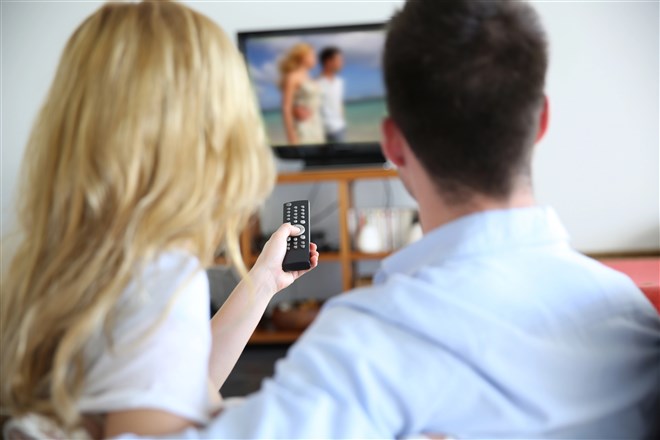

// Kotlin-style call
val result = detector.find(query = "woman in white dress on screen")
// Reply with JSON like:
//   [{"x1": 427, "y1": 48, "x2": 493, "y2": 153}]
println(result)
[
  {"x1": 279, "y1": 43, "x2": 325, "y2": 145},
  {"x1": 0, "y1": 1, "x2": 318, "y2": 439}
]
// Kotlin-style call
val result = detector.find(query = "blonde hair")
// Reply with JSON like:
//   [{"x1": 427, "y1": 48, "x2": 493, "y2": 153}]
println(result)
[
  {"x1": 278, "y1": 43, "x2": 314, "y2": 88},
  {"x1": 0, "y1": 0, "x2": 274, "y2": 430}
]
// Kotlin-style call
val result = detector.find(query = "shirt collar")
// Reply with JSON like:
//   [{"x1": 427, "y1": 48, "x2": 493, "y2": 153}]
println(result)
[{"x1": 374, "y1": 206, "x2": 569, "y2": 283}]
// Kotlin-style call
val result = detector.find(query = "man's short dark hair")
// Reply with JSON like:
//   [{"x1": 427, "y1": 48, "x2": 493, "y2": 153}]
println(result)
[
  {"x1": 320, "y1": 46, "x2": 341, "y2": 66},
  {"x1": 384, "y1": 0, "x2": 548, "y2": 201}
]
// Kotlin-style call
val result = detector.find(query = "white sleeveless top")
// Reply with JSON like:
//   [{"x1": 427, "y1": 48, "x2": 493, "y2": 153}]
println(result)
[{"x1": 77, "y1": 252, "x2": 215, "y2": 424}]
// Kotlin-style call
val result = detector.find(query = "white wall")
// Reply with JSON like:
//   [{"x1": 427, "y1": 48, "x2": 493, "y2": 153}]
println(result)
[
  {"x1": 2, "y1": 1, "x2": 658, "y2": 282},
  {"x1": 1, "y1": 1, "x2": 104, "y2": 269},
  {"x1": 532, "y1": 1, "x2": 659, "y2": 254}
]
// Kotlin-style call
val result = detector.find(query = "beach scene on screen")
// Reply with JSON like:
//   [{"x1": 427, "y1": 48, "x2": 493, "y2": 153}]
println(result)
[{"x1": 243, "y1": 30, "x2": 387, "y2": 146}]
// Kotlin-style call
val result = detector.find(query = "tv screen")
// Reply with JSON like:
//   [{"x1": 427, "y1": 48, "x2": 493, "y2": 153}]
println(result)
[{"x1": 238, "y1": 23, "x2": 387, "y2": 164}]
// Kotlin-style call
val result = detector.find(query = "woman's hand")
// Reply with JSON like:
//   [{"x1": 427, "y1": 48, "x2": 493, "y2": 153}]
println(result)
[
  {"x1": 209, "y1": 224, "x2": 318, "y2": 388},
  {"x1": 250, "y1": 223, "x2": 319, "y2": 295}
]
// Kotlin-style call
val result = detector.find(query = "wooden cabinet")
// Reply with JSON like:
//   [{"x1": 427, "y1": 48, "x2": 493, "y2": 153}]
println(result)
[{"x1": 230, "y1": 166, "x2": 401, "y2": 344}]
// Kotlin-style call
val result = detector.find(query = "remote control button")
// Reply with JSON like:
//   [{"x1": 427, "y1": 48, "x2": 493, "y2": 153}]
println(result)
[
  {"x1": 300, "y1": 220, "x2": 306, "y2": 224},
  {"x1": 287, "y1": 237, "x2": 291, "y2": 242},
  {"x1": 291, "y1": 224, "x2": 305, "y2": 235},
  {"x1": 286, "y1": 203, "x2": 292, "y2": 206},
  {"x1": 301, "y1": 235, "x2": 306, "y2": 240}
]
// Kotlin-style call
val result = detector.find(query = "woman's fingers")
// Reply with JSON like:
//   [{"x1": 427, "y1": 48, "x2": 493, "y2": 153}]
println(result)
[
  {"x1": 275, "y1": 222, "x2": 302, "y2": 241},
  {"x1": 309, "y1": 243, "x2": 319, "y2": 268},
  {"x1": 288, "y1": 243, "x2": 319, "y2": 279}
]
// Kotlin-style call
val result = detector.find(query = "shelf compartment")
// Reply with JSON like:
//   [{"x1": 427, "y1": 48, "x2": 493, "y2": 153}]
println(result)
[
  {"x1": 350, "y1": 251, "x2": 392, "y2": 260},
  {"x1": 249, "y1": 328, "x2": 303, "y2": 345}
]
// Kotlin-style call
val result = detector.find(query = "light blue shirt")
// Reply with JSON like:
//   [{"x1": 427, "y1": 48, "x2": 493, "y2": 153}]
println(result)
[{"x1": 165, "y1": 207, "x2": 660, "y2": 439}]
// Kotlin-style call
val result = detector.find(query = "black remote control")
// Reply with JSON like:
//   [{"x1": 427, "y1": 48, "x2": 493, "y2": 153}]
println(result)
[{"x1": 282, "y1": 200, "x2": 311, "y2": 271}]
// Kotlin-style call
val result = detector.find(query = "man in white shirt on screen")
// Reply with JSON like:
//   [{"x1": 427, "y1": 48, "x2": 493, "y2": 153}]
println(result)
[{"x1": 317, "y1": 46, "x2": 347, "y2": 143}]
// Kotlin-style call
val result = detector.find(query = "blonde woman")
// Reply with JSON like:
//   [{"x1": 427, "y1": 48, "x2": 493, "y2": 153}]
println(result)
[
  {"x1": 0, "y1": 1, "x2": 318, "y2": 439},
  {"x1": 279, "y1": 43, "x2": 325, "y2": 145}
]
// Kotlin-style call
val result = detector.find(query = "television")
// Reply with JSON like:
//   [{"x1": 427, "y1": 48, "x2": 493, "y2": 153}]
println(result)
[{"x1": 238, "y1": 23, "x2": 387, "y2": 167}]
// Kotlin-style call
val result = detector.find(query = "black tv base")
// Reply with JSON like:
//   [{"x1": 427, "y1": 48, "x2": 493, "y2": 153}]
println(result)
[{"x1": 273, "y1": 144, "x2": 386, "y2": 168}]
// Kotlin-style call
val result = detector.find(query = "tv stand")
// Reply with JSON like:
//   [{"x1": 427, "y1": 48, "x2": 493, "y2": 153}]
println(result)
[
  {"x1": 228, "y1": 167, "x2": 400, "y2": 345},
  {"x1": 244, "y1": 166, "x2": 398, "y2": 292}
]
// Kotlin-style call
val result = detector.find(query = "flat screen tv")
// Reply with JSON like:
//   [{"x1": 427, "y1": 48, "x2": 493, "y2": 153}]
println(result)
[{"x1": 238, "y1": 23, "x2": 387, "y2": 167}]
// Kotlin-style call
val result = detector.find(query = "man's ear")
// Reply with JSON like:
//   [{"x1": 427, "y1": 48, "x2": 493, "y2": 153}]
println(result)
[
  {"x1": 381, "y1": 117, "x2": 406, "y2": 167},
  {"x1": 536, "y1": 95, "x2": 550, "y2": 143}
]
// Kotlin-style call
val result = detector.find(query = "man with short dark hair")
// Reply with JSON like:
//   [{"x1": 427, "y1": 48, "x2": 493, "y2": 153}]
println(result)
[
  {"x1": 131, "y1": 0, "x2": 659, "y2": 438},
  {"x1": 317, "y1": 46, "x2": 346, "y2": 143}
]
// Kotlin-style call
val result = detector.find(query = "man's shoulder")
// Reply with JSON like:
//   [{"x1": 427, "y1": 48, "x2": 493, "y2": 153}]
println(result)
[
  {"x1": 317, "y1": 247, "x2": 655, "y2": 342},
  {"x1": 310, "y1": 283, "x2": 414, "y2": 332},
  {"x1": 314, "y1": 274, "x2": 460, "y2": 344}
]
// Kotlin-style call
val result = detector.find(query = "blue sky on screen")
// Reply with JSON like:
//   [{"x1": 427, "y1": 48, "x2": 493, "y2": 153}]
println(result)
[{"x1": 244, "y1": 30, "x2": 385, "y2": 111}]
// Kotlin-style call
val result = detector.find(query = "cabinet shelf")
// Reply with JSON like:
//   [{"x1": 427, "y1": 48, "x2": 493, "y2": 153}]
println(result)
[
  {"x1": 249, "y1": 328, "x2": 303, "y2": 345},
  {"x1": 218, "y1": 251, "x2": 391, "y2": 267},
  {"x1": 233, "y1": 166, "x2": 401, "y2": 345},
  {"x1": 351, "y1": 251, "x2": 392, "y2": 260}
]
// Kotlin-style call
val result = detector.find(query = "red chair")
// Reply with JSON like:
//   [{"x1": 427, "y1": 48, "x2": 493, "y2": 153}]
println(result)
[{"x1": 600, "y1": 258, "x2": 660, "y2": 314}]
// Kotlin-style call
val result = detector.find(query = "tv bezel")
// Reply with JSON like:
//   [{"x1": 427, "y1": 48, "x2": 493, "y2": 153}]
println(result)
[{"x1": 237, "y1": 22, "x2": 387, "y2": 167}]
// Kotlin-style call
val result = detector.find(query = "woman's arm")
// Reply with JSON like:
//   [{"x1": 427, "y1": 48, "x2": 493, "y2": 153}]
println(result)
[
  {"x1": 208, "y1": 223, "x2": 319, "y2": 390},
  {"x1": 281, "y1": 74, "x2": 299, "y2": 145},
  {"x1": 105, "y1": 410, "x2": 194, "y2": 438}
]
